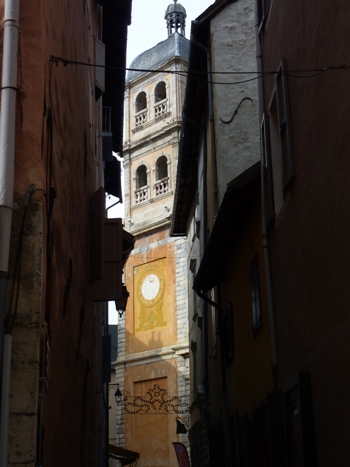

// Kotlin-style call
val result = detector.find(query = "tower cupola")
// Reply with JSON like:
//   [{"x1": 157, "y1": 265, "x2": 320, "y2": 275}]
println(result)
[{"x1": 165, "y1": 0, "x2": 186, "y2": 37}]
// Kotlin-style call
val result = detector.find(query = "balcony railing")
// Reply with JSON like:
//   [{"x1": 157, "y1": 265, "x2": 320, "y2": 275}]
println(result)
[
  {"x1": 154, "y1": 177, "x2": 169, "y2": 196},
  {"x1": 135, "y1": 186, "x2": 148, "y2": 204},
  {"x1": 154, "y1": 100, "x2": 167, "y2": 118},
  {"x1": 135, "y1": 109, "x2": 147, "y2": 127}
]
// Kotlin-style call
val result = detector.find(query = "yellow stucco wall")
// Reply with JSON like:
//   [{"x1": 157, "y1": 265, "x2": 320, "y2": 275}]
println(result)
[
  {"x1": 124, "y1": 359, "x2": 179, "y2": 467},
  {"x1": 125, "y1": 229, "x2": 177, "y2": 354},
  {"x1": 222, "y1": 193, "x2": 274, "y2": 418}
]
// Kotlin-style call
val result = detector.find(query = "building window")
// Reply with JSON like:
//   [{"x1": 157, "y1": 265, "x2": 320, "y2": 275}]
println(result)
[
  {"x1": 154, "y1": 82, "x2": 166, "y2": 102},
  {"x1": 135, "y1": 165, "x2": 148, "y2": 204},
  {"x1": 250, "y1": 254, "x2": 262, "y2": 334},
  {"x1": 135, "y1": 92, "x2": 147, "y2": 127},
  {"x1": 154, "y1": 156, "x2": 169, "y2": 196},
  {"x1": 275, "y1": 59, "x2": 294, "y2": 190},
  {"x1": 260, "y1": 112, "x2": 275, "y2": 224},
  {"x1": 136, "y1": 91, "x2": 147, "y2": 112},
  {"x1": 268, "y1": 59, "x2": 294, "y2": 215},
  {"x1": 154, "y1": 82, "x2": 167, "y2": 118}
]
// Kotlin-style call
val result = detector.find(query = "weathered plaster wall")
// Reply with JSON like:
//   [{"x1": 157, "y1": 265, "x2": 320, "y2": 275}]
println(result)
[
  {"x1": 222, "y1": 193, "x2": 274, "y2": 418},
  {"x1": 262, "y1": 1, "x2": 350, "y2": 464},
  {"x1": 116, "y1": 228, "x2": 190, "y2": 458},
  {"x1": 211, "y1": 0, "x2": 260, "y2": 205},
  {"x1": 124, "y1": 362, "x2": 178, "y2": 467},
  {"x1": 3, "y1": 0, "x2": 103, "y2": 465}
]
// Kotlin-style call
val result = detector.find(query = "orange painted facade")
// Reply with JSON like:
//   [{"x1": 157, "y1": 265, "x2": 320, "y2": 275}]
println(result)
[
  {"x1": 114, "y1": 5, "x2": 190, "y2": 465},
  {"x1": 0, "y1": 1, "x2": 131, "y2": 465}
]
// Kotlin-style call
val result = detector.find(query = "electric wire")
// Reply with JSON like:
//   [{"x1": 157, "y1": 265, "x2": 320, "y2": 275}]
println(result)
[{"x1": 49, "y1": 55, "x2": 350, "y2": 85}]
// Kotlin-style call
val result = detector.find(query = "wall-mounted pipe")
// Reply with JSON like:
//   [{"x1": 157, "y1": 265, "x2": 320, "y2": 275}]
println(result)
[
  {"x1": 0, "y1": 0, "x2": 21, "y2": 455},
  {"x1": 0, "y1": 0, "x2": 20, "y2": 274},
  {"x1": 254, "y1": 0, "x2": 278, "y2": 388}
]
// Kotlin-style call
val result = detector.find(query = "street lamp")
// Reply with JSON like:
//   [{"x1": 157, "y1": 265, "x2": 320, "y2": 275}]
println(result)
[
  {"x1": 115, "y1": 285, "x2": 129, "y2": 318},
  {"x1": 114, "y1": 383, "x2": 123, "y2": 406}
]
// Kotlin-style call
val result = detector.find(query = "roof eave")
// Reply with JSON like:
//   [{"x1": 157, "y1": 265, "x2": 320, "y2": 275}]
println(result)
[{"x1": 193, "y1": 162, "x2": 261, "y2": 294}]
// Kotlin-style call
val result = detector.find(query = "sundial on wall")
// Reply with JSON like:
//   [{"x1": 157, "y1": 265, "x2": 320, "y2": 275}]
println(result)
[{"x1": 136, "y1": 265, "x2": 167, "y2": 332}]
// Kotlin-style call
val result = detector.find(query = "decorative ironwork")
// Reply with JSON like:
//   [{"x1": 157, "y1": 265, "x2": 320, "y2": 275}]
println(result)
[{"x1": 118, "y1": 384, "x2": 189, "y2": 415}]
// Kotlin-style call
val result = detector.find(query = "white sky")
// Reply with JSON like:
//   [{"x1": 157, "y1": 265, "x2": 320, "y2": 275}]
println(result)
[{"x1": 108, "y1": 0, "x2": 214, "y2": 325}]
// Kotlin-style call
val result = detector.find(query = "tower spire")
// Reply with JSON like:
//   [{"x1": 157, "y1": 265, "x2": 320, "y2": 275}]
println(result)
[{"x1": 165, "y1": 0, "x2": 186, "y2": 37}]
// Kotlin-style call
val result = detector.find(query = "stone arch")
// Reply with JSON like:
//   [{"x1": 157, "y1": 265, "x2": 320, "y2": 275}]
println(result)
[
  {"x1": 153, "y1": 154, "x2": 171, "y2": 197},
  {"x1": 154, "y1": 81, "x2": 166, "y2": 103},
  {"x1": 155, "y1": 155, "x2": 168, "y2": 180},
  {"x1": 134, "y1": 162, "x2": 150, "y2": 204},
  {"x1": 135, "y1": 91, "x2": 147, "y2": 112},
  {"x1": 135, "y1": 164, "x2": 148, "y2": 189}
]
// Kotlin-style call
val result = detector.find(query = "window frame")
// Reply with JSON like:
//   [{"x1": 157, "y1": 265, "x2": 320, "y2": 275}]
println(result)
[
  {"x1": 257, "y1": 0, "x2": 271, "y2": 32},
  {"x1": 154, "y1": 81, "x2": 166, "y2": 104},
  {"x1": 155, "y1": 155, "x2": 168, "y2": 181},
  {"x1": 275, "y1": 58, "x2": 295, "y2": 190},
  {"x1": 135, "y1": 91, "x2": 147, "y2": 113},
  {"x1": 250, "y1": 254, "x2": 262, "y2": 335},
  {"x1": 260, "y1": 112, "x2": 275, "y2": 224},
  {"x1": 135, "y1": 164, "x2": 148, "y2": 189}
]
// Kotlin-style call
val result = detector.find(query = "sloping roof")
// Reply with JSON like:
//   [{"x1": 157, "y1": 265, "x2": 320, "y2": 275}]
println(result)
[
  {"x1": 126, "y1": 33, "x2": 189, "y2": 82},
  {"x1": 165, "y1": 2, "x2": 186, "y2": 17},
  {"x1": 193, "y1": 162, "x2": 260, "y2": 293}
]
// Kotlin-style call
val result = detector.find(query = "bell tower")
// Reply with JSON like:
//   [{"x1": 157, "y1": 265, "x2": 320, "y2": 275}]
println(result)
[
  {"x1": 165, "y1": 0, "x2": 187, "y2": 37},
  {"x1": 114, "y1": 3, "x2": 190, "y2": 466}
]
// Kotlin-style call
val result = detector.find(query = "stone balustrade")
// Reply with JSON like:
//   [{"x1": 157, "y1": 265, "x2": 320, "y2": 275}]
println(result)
[
  {"x1": 135, "y1": 109, "x2": 147, "y2": 127},
  {"x1": 135, "y1": 186, "x2": 148, "y2": 204},
  {"x1": 154, "y1": 100, "x2": 167, "y2": 118},
  {"x1": 154, "y1": 177, "x2": 169, "y2": 196}
]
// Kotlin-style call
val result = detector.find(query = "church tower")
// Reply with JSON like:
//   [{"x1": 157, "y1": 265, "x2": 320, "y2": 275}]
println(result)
[{"x1": 114, "y1": 2, "x2": 190, "y2": 465}]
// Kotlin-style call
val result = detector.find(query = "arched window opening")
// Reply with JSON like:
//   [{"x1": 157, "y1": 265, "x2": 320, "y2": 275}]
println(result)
[
  {"x1": 135, "y1": 165, "x2": 148, "y2": 203},
  {"x1": 156, "y1": 156, "x2": 168, "y2": 180},
  {"x1": 135, "y1": 92, "x2": 147, "y2": 127},
  {"x1": 136, "y1": 92, "x2": 147, "y2": 112},
  {"x1": 154, "y1": 156, "x2": 169, "y2": 196},
  {"x1": 136, "y1": 165, "x2": 147, "y2": 188},
  {"x1": 154, "y1": 82, "x2": 167, "y2": 118},
  {"x1": 154, "y1": 82, "x2": 166, "y2": 103}
]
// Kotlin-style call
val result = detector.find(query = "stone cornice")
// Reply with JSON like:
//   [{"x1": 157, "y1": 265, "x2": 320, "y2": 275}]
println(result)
[
  {"x1": 112, "y1": 343, "x2": 189, "y2": 367},
  {"x1": 123, "y1": 121, "x2": 181, "y2": 155}
]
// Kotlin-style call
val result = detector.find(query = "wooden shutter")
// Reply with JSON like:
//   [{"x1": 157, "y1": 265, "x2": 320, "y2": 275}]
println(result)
[
  {"x1": 275, "y1": 59, "x2": 295, "y2": 190},
  {"x1": 260, "y1": 113, "x2": 275, "y2": 224},
  {"x1": 90, "y1": 218, "x2": 123, "y2": 301}
]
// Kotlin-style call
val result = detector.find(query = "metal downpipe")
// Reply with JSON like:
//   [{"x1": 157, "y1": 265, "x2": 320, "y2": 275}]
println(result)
[{"x1": 0, "y1": 0, "x2": 21, "y2": 460}]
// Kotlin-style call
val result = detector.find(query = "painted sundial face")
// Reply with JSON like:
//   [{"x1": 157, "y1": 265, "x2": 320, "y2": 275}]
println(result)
[
  {"x1": 141, "y1": 274, "x2": 160, "y2": 300},
  {"x1": 136, "y1": 265, "x2": 167, "y2": 332},
  {"x1": 137, "y1": 267, "x2": 165, "y2": 308}
]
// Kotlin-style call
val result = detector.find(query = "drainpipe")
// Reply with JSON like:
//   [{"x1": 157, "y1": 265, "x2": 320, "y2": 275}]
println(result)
[
  {"x1": 0, "y1": 0, "x2": 20, "y2": 461},
  {"x1": 254, "y1": 2, "x2": 278, "y2": 389}
]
